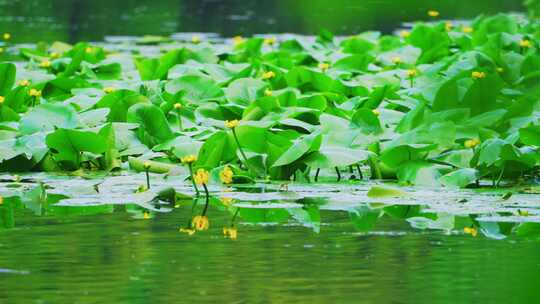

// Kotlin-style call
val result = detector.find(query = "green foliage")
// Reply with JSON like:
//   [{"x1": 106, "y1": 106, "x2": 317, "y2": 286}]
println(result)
[{"x1": 0, "y1": 13, "x2": 539, "y2": 189}]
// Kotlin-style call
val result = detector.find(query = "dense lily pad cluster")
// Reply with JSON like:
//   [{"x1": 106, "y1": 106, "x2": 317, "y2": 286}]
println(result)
[{"x1": 0, "y1": 13, "x2": 540, "y2": 189}]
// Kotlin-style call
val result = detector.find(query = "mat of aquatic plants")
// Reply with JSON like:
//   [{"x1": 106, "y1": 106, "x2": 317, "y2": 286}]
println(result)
[{"x1": 2, "y1": 12, "x2": 540, "y2": 240}]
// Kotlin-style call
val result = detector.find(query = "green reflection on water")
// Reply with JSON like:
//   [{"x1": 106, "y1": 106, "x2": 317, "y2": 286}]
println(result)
[
  {"x1": 0, "y1": 0, "x2": 524, "y2": 42},
  {"x1": 0, "y1": 202, "x2": 539, "y2": 303}
]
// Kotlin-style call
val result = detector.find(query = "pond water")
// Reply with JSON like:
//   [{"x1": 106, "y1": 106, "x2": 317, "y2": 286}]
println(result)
[
  {"x1": 0, "y1": 0, "x2": 524, "y2": 42},
  {"x1": 1, "y1": 173, "x2": 540, "y2": 303}
]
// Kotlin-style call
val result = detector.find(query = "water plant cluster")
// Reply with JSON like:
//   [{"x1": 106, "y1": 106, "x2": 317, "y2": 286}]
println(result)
[{"x1": 1, "y1": 13, "x2": 539, "y2": 189}]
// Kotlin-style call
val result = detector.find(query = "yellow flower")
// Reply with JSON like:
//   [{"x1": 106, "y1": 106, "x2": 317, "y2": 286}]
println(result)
[
  {"x1": 181, "y1": 154, "x2": 198, "y2": 164},
  {"x1": 223, "y1": 227, "x2": 238, "y2": 240},
  {"x1": 143, "y1": 211, "x2": 151, "y2": 219},
  {"x1": 445, "y1": 21, "x2": 453, "y2": 31},
  {"x1": 462, "y1": 26, "x2": 474, "y2": 34},
  {"x1": 372, "y1": 109, "x2": 380, "y2": 116},
  {"x1": 219, "y1": 166, "x2": 234, "y2": 184},
  {"x1": 194, "y1": 169, "x2": 209, "y2": 185},
  {"x1": 0, "y1": 96, "x2": 4, "y2": 104},
  {"x1": 407, "y1": 69, "x2": 418, "y2": 77},
  {"x1": 471, "y1": 71, "x2": 486, "y2": 79},
  {"x1": 192, "y1": 215, "x2": 209, "y2": 230},
  {"x1": 262, "y1": 71, "x2": 276, "y2": 80},
  {"x1": 464, "y1": 138, "x2": 480, "y2": 149},
  {"x1": 520, "y1": 39, "x2": 532, "y2": 48},
  {"x1": 179, "y1": 227, "x2": 196, "y2": 235},
  {"x1": 143, "y1": 161, "x2": 152, "y2": 170},
  {"x1": 391, "y1": 56, "x2": 402, "y2": 65},
  {"x1": 220, "y1": 197, "x2": 234, "y2": 207},
  {"x1": 399, "y1": 30, "x2": 410, "y2": 38},
  {"x1": 464, "y1": 227, "x2": 478, "y2": 237},
  {"x1": 264, "y1": 88, "x2": 273, "y2": 97},
  {"x1": 191, "y1": 35, "x2": 201, "y2": 44},
  {"x1": 40, "y1": 60, "x2": 51, "y2": 68},
  {"x1": 29, "y1": 89, "x2": 42, "y2": 97},
  {"x1": 0, "y1": 196, "x2": 3, "y2": 205},
  {"x1": 318, "y1": 62, "x2": 330, "y2": 71},
  {"x1": 232, "y1": 35, "x2": 244, "y2": 46},
  {"x1": 428, "y1": 10, "x2": 440, "y2": 17},
  {"x1": 18, "y1": 79, "x2": 30, "y2": 87},
  {"x1": 136, "y1": 184, "x2": 148, "y2": 193},
  {"x1": 518, "y1": 209, "x2": 530, "y2": 216},
  {"x1": 103, "y1": 87, "x2": 115, "y2": 94},
  {"x1": 264, "y1": 37, "x2": 277, "y2": 45},
  {"x1": 50, "y1": 52, "x2": 60, "y2": 59},
  {"x1": 3, "y1": 33, "x2": 11, "y2": 40},
  {"x1": 225, "y1": 119, "x2": 240, "y2": 129},
  {"x1": 85, "y1": 47, "x2": 93, "y2": 53},
  {"x1": 174, "y1": 103, "x2": 182, "y2": 110}
]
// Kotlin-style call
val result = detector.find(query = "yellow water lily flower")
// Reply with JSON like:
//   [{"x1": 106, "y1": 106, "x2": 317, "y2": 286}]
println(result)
[
  {"x1": 462, "y1": 26, "x2": 474, "y2": 34},
  {"x1": 143, "y1": 161, "x2": 151, "y2": 169},
  {"x1": 225, "y1": 119, "x2": 240, "y2": 129},
  {"x1": 518, "y1": 209, "x2": 529, "y2": 216},
  {"x1": 85, "y1": 47, "x2": 93, "y2": 53},
  {"x1": 179, "y1": 227, "x2": 196, "y2": 235},
  {"x1": 181, "y1": 154, "x2": 198, "y2": 164},
  {"x1": 399, "y1": 30, "x2": 410, "y2": 38},
  {"x1": 264, "y1": 88, "x2": 273, "y2": 97},
  {"x1": 143, "y1": 211, "x2": 151, "y2": 220},
  {"x1": 192, "y1": 215, "x2": 209, "y2": 230},
  {"x1": 463, "y1": 227, "x2": 478, "y2": 237},
  {"x1": 0, "y1": 196, "x2": 3, "y2": 205},
  {"x1": 391, "y1": 56, "x2": 402, "y2": 65},
  {"x1": 318, "y1": 62, "x2": 330, "y2": 71},
  {"x1": 264, "y1": 37, "x2": 277, "y2": 45},
  {"x1": 0, "y1": 96, "x2": 4, "y2": 104},
  {"x1": 3, "y1": 33, "x2": 11, "y2": 40},
  {"x1": 103, "y1": 87, "x2": 116, "y2": 94},
  {"x1": 262, "y1": 71, "x2": 276, "y2": 80},
  {"x1": 232, "y1": 35, "x2": 244, "y2": 46},
  {"x1": 223, "y1": 227, "x2": 238, "y2": 239},
  {"x1": 428, "y1": 10, "x2": 440, "y2": 17},
  {"x1": 520, "y1": 39, "x2": 532, "y2": 48},
  {"x1": 191, "y1": 35, "x2": 201, "y2": 44},
  {"x1": 220, "y1": 197, "x2": 234, "y2": 207},
  {"x1": 219, "y1": 166, "x2": 234, "y2": 184},
  {"x1": 29, "y1": 89, "x2": 42, "y2": 97},
  {"x1": 40, "y1": 60, "x2": 51, "y2": 68},
  {"x1": 50, "y1": 52, "x2": 60, "y2": 59},
  {"x1": 18, "y1": 79, "x2": 30, "y2": 87},
  {"x1": 464, "y1": 138, "x2": 480, "y2": 148},
  {"x1": 471, "y1": 71, "x2": 486, "y2": 79},
  {"x1": 174, "y1": 103, "x2": 182, "y2": 110},
  {"x1": 445, "y1": 21, "x2": 453, "y2": 31},
  {"x1": 194, "y1": 169, "x2": 209, "y2": 185},
  {"x1": 407, "y1": 69, "x2": 418, "y2": 77}
]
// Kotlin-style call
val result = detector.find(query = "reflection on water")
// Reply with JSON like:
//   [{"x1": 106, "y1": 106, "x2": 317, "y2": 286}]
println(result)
[
  {"x1": 1, "y1": 206, "x2": 539, "y2": 303},
  {"x1": 0, "y1": 0, "x2": 524, "y2": 42},
  {"x1": 1, "y1": 173, "x2": 540, "y2": 302}
]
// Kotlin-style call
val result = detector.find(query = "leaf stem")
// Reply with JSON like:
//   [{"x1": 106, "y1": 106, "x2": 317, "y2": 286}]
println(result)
[
  {"x1": 188, "y1": 164, "x2": 200, "y2": 195},
  {"x1": 335, "y1": 167, "x2": 341, "y2": 182},
  {"x1": 145, "y1": 168, "x2": 150, "y2": 189},
  {"x1": 202, "y1": 183, "x2": 210, "y2": 215},
  {"x1": 177, "y1": 109, "x2": 183, "y2": 131},
  {"x1": 232, "y1": 128, "x2": 254, "y2": 175}
]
